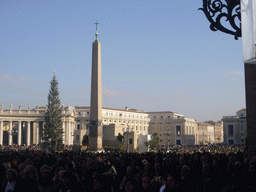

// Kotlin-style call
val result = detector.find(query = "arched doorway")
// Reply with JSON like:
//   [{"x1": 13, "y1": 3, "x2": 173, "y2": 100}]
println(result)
[{"x1": 82, "y1": 135, "x2": 89, "y2": 149}]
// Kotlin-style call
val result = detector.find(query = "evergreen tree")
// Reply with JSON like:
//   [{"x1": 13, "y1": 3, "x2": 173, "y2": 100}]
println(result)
[{"x1": 43, "y1": 72, "x2": 63, "y2": 152}]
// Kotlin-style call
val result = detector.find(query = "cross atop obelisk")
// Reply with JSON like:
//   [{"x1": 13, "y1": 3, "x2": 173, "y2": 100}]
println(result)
[
  {"x1": 88, "y1": 22, "x2": 104, "y2": 152},
  {"x1": 94, "y1": 21, "x2": 99, "y2": 40}
]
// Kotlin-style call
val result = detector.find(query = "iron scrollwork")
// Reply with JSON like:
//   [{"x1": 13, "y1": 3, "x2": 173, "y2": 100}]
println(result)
[{"x1": 199, "y1": 0, "x2": 241, "y2": 40}]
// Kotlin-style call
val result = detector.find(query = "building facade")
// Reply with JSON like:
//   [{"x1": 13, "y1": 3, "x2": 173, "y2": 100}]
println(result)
[
  {"x1": 0, "y1": 104, "x2": 228, "y2": 148},
  {"x1": 0, "y1": 104, "x2": 76, "y2": 146},
  {"x1": 147, "y1": 111, "x2": 197, "y2": 146},
  {"x1": 75, "y1": 106, "x2": 150, "y2": 150},
  {"x1": 222, "y1": 109, "x2": 247, "y2": 145}
]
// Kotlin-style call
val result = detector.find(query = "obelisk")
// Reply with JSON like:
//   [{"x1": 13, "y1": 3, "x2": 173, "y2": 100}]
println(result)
[{"x1": 89, "y1": 22, "x2": 104, "y2": 152}]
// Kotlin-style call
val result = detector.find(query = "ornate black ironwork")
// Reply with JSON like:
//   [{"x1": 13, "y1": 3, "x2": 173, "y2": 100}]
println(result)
[{"x1": 199, "y1": 0, "x2": 241, "y2": 40}]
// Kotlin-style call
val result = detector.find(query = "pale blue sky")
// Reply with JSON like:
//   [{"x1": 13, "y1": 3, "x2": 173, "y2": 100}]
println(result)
[{"x1": 1, "y1": 0, "x2": 245, "y2": 122}]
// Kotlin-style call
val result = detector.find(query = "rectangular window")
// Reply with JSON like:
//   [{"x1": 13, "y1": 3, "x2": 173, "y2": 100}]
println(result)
[
  {"x1": 176, "y1": 126, "x2": 181, "y2": 136},
  {"x1": 129, "y1": 139, "x2": 133, "y2": 144},
  {"x1": 228, "y1": 139, "x2": 234, "y2": 145},
  {"x1": 140, "y1": 126, "x2": 142, "y2": 131},
  {"x1": 136, "y1": 126, "x2": 138, "y2": 131},
  {"x1": 77, "y1": 124, "x2": 80, "y2": 130},
  {"x1": 228, "y1": 125, "x2": 234, "y2": 137},
  {"x1": 176, "y1": 140, "x2": 181, "y2": 145}
]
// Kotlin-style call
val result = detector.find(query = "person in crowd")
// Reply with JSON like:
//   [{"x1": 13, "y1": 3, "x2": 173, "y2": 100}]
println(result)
[
  {"x1": 93, "y1": 174, "x2": 111, "y2": 192},
  {"x1": 120, "y1": 166, "x2": 134, "y2": 191},
  {"x1": 38, "y1": 165, "x2": 54, "y2": 192},
  {"x1": 1, "y1": 169, "x2": 19, "y2": 192},
  {"x1": 159, "y1": 174, "x2": 181, "y2": 192},
  {"x1": 124, "y1": 178, "x2": 139, "y2": 192},
  {"x1": 93, "y1": 154, "x2": 107, "y2": 174},
  {"x1": 19, "y1": 165, "x2": 40, "y2": 192},
  {"x1": 55, "y1": 171, "x2": 83, "y2": 192},
  {"x1": 140, "y1": 174, "x2": 154, "y2": 192}
]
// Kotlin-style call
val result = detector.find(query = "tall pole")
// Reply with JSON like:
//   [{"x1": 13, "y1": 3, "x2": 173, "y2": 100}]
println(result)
[{"x1": 127, "y1": 124, "x2": 130, "y2": 153}]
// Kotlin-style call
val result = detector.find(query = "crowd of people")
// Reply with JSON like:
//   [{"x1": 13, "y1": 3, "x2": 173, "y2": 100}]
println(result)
[{"x1": 0, "y1": 144, "x2": 254, "y2": 192}]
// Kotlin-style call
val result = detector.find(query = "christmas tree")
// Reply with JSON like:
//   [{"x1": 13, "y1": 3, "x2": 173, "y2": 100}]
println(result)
[{"x1": 43, "y1": 72, "x2": 63, "y2": 152}]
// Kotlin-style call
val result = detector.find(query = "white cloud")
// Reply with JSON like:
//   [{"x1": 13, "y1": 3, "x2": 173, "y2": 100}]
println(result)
[{"x1": 0, "y1": 73, "x2": 29, "y2": 82}]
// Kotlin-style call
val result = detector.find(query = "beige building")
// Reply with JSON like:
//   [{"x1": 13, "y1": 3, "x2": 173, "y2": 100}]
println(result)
[
  {"x1": 222, "y1": 109, "x2": 247, "y2": 145},
  {"x1": 75, "y1": 106, "x2": 150, "y2": 150},
  {"x1": 147, "y1": 111, "x2": 197, "y2": 146},
  {"x1": 204, "y1": 120, "x2": 223, "y2": 143},
  {"x1": 195, "y1": 122, "x2": 215, "y2": 145}
]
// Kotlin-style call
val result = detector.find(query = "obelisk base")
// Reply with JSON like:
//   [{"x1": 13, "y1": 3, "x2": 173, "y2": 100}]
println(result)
[{"x1": 88, "y1": 125, "x2": 104, "y2": 153}]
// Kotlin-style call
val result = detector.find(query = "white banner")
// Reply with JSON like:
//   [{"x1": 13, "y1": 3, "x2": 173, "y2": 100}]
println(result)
[{"x1": 241, "y1": 0, "x2": 256, "y2": 63}]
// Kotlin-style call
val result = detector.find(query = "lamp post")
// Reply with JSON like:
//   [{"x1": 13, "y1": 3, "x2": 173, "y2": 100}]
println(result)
[
  {"x1": 127, "y1": 124, "x2": 130, "y2": 153},
  {"x1": 164, "y1": 128, "x2": 172, "y2": 152}
]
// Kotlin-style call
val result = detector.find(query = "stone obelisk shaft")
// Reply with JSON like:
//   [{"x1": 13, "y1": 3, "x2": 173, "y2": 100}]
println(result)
[{"x1": 89, "y1": 39, "x2": 103, "y2": 152}]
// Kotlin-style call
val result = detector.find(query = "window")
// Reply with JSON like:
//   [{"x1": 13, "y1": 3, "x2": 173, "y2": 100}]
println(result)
[
  {"x1": 241, "y1": 133, "x2": 244, "y2": 136},
  {"x1": 161, "y1": 116, "x2": 163, "y2": 118},
  {"x1": 168, "y1": 116, "x2": 170, "y2": 118},
  {"x1": 136, "y1": 126, "x2": 138, "y2": 131},
  {"x1": 228, "y1": 125, "x2": 234, "y2": 137},
  {"x1": 129, "y1": 139, "x2": 133, "y2": 144},
  {"x1": 160, "y1": 140, "x2": 162, "y2": 142},
  {"x1": 176, "y1": 140, "x2": 181, "y2": 145},
  {"x1": 176, "y1": 126, "x2": 181, "y2": 136},
  {"x1": 140, "y1": 126, "x2": 142, "y2": 131},
  {"x1": 77, "y1": 124, "x2": 80, "y2": 130},
  {"x1": 241, "y1": 125, "x2": 244, "y2": 131}
]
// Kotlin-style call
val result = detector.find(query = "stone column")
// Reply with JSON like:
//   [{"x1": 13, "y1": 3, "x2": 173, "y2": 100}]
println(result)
[
  {"x1": 66, "y1": 121, "x2": 69, "y2": 145},
  {"x1": 36, "y1": 121, "x2": 39, "y2": 145},
  {"x1": 8, "y1": 121, "x2": 12, "y2": 145},
  {"x1": 0, "y1": 121, "x2": 3, "y2": 146},
  {"x1": 18, "y1": 121, "x2": 22, "y2": 145},
  {"x1": 27, "y1": 121, "x2": 30, "y2": 146},
  {"x1": 62, "y1": 121, "x2": 65, "y2": 144},
  {"x1": 69, "y1": 122, "x2": 72, "y2": 145}
]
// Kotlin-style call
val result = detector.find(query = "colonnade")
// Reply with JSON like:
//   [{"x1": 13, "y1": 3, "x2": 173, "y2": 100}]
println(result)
[
  {"x1": 0, "y1": 120, "x2": 42, "y2": 146},
  {"x1": 0, "y1": 120, "x2": 76, "y2": 146}
]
